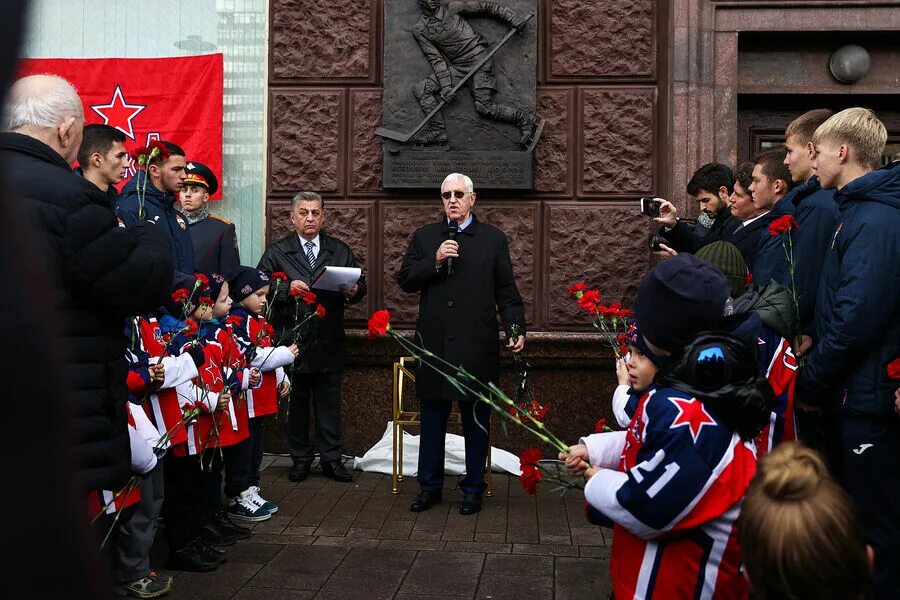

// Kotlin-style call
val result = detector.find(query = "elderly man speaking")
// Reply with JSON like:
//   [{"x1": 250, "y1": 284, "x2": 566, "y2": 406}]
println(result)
[{"x1": 398, "y1": 172, "x2": 525, "y2": 516}]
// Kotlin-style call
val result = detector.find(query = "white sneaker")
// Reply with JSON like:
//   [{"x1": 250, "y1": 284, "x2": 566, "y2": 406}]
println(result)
[
  {"x1": 227, "y1": 488, "x2": 271, "y2": 522},
  {"x1": 248, "y1": 485, "x2": 279, "y2": 514}
]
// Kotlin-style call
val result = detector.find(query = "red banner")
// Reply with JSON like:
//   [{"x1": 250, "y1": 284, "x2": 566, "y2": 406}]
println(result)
[{"x1": 18, "y1": 54, "x2": 224, "y2": 199}]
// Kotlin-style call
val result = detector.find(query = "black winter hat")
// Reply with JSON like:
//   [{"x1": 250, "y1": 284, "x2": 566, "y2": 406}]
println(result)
[
  {"x1": 163, "y1": 273, "x2": 199, "y2": 317},
  {"x1": 624, "y1": 320, "x2": 666, "y2": 368},
  {"x1": 633, "y1": 254, "x2": 729, "y2": 354},
  {"x1": 228, "y1": 266, "x2": 271, "y2": 302},
  {"x1": 200, "y1": 272, "x2": 227, "y2": 305}
]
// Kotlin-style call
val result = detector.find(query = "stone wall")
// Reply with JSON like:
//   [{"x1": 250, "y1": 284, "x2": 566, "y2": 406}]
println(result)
[{"x1": 266, "y1": 0, "x2": 669, "y2": 456}]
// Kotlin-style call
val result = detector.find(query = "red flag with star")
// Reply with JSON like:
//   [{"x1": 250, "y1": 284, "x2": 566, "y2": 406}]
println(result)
[{"x1": 17, "y1": 54, "x2": 223, "y2": 199}]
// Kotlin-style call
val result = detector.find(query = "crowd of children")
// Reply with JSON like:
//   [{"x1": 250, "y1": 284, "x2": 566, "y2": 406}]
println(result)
[{"x1": 98, "y1": 267, "x2": 299, "y2": 597}]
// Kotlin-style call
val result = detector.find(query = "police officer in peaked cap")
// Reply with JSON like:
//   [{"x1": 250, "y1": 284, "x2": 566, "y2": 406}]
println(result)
[{"x1": 179, "y1": 160, "x2": 241, "y2": 274}]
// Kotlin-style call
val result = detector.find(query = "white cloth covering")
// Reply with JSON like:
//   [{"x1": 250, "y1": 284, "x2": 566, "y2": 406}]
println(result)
[{"x1": 353, "y1": 422, "x2": 522, "y2": 476}]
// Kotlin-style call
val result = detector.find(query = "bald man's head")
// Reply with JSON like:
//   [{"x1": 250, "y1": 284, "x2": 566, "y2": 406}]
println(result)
[{"x1": 5, "y1": 74, "x2": 85, "y2": 164}]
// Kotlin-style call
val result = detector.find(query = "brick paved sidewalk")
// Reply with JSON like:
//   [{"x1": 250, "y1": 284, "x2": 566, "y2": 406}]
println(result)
[{"x1": 158, "y1": 457, "x2": 612, "y2": 599}]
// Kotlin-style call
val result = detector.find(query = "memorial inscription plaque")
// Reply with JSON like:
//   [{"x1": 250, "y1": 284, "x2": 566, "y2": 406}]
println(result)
[{"x1": 379, "y1": 0, "x2": 540, "y2": 189}]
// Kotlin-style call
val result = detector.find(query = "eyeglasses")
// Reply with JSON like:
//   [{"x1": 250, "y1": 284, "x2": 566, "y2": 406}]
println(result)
[{"x1": 441, "y1": 190, "x2": 468, "y2": 200}]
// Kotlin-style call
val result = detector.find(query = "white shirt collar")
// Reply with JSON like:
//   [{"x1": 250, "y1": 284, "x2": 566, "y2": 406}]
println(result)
[
  {"x1": 299, "y1": 234, "x2": 320, "y2": 249},
  {"x1": 740, "y1": 211, "x2": 770, "y2": 228},
  {"x1": 449, "y1": 214, "x2": 474, "y2": 231}
]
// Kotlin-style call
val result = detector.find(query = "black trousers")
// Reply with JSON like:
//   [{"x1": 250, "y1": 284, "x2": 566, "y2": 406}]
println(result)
[
  {"x1": 248, "y1": 417, "x2": 265, "y2": 487},
  {"x1": 223, "y1": 435, "x2": 252, "y2": 499},
  {"x1": 286, "y1": 371, "x2": 343, "y2": 464},
  {"x1": 161, "y1": 454, "x2": 202, "y2": 550},
  {"x1": 417, "y1": 398, "x2": 490, "y2": 495},
  {"x1": 839, "y1": 415, "x2": 900, "y2": 600}
]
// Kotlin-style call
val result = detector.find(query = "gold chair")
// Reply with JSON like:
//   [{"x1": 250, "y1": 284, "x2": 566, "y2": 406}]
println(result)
[{"x1": 391, "y1": 356, "x2": 492, "y2": 496}]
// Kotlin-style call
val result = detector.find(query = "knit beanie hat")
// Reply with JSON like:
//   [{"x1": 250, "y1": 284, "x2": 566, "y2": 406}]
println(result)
[
  {"x1": 624, "y1": 320, "x2": 666, "y2": 368},
  {"x1": 633, "y1": 253, "x2": 729, "y2": 354},
  {"x1": 695, "y1": 241, "x2": 749, "y2": 299},
  {"x1": 228, "y1": 266, "x2": 271, "y2": 302},
  {"x1": 163, "y1": 272, "x2": 199, "y2": 317},
  {"x1": 201, "y1": 272, "x2": 227, "y2": 306}
]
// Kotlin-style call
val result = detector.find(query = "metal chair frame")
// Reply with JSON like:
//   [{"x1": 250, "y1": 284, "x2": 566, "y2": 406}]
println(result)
[{"x1": 391, "y1": 356, "x2": 492, "y2": 496}]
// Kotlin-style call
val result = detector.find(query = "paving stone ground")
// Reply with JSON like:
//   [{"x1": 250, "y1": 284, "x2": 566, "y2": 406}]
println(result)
[{"x1": 153, "y1": 456, "x2": 613, "y2": 599}]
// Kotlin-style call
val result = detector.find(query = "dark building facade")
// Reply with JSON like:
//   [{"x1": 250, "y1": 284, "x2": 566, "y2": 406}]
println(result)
[{"x1": 267, "y1": 0, "x2": 900, "y2": 455}]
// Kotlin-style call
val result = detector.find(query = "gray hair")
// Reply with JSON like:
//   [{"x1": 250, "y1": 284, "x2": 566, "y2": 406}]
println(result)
[
  {"x1": 4, "y1": 74, "x2": 83, "y2": 131},
  {"x1": 442, "y1": 172, "x2": 474, "y2": 192},
  {"x1": 290, "y1": 191, "x2": 324, "y2": 211}
]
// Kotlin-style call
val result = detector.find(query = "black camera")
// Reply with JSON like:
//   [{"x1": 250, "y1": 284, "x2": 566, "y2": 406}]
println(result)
[
  {"x1": 648, "y1": 234, "x2": 664, "y2": 252},
  {"x1": 640, "y1": 196, "x2": 661, "y2": 218}
]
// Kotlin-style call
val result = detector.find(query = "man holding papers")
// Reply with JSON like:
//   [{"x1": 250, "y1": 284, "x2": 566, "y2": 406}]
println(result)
[{"x1": 258, "y1": 191, "x2": 367, "y2": 483}]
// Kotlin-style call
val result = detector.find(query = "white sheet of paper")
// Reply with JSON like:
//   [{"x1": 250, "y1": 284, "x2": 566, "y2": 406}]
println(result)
[{"x1": 311, "y1": 266, "x2": 361, "y2": 291}]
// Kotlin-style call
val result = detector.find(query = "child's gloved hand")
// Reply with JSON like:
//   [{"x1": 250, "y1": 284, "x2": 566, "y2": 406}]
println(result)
[
  {"x1": 615, "y1": 358, "x2": 629, "y2": 386},
  {"x1": 217, "y1": 390, "x2": 232, "y2": 411}
]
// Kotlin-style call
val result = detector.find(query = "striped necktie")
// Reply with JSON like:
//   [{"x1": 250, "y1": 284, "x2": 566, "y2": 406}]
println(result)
[{"x1": 305, "y1": 240, "x2": 316, "y2": 265}]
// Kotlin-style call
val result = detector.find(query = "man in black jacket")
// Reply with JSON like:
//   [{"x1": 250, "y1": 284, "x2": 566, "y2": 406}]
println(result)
[
  {"x1": 398, "y1": 172, "x2": 526, "y2": 516},
  {"x1": 0, "y1": 74, "x2": 174, "y2": 494},
  {"x1": 258, "y1": 191, "x2": 366, "y2": 483},
  {"x1": 117, "y1": 141, "x2": 194, "y2": 274},
  {"x1": 76, "y1": 123, "x2": 128, "y2": 204},
  {"x1": 655, "y1": 163, "x2": 740, "y2": 254}
]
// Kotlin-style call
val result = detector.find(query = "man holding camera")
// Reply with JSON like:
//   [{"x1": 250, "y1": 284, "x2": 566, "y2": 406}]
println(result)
[{"x1": 653, "y1": 163, "x2": 740, "y2": 254}]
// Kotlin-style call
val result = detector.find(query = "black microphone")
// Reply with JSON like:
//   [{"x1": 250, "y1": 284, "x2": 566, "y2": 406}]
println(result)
[{"x1": 446, "y1": 220, "x2": 459, "y2": 275}]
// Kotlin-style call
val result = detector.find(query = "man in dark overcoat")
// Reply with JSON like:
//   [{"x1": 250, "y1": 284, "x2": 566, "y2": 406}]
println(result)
[
  {"x1": 257, "y1": 191, "x2": 366, "y2": 483},
  {"x1": 398, "y1": 172, "x2": 525, "y2": 515}
]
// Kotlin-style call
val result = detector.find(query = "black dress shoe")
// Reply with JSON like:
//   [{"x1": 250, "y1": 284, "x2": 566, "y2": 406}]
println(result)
[
  {"x1": 321, "y1": 460, "x2": 353, "y2": 482},
  {"x1": 195, "y1": 538, "x2": 227, "y2": 565},
  {"x1": 410, "y1": 491, "x2": 442, "y2": 512},
  {"x1": 200, "y1": 519, "x2": 238, "y2": 546},
  {"x1": 289, "y1": 462, "x2": 312, "y2": 482},
  {"x1": 167, "y1": 541, "x2": 220, "y2": 573},
  {"x1": 215, "y1": 510, "x2": 252, "y2": 540},
  {"x1": 458, "y1": 493, "x2": 482, "y2": 515}
]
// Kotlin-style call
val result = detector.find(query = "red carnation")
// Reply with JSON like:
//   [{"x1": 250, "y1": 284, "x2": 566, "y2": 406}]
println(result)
[
  {"x1": 519, "y1": 447, "x2": 542, "y2": 468},
  {"x1": 302, "y1": 291, "x2": 317, "y2": 305},
  {"x1": 888, "y1": 358, "x2": 900, "y2": 380},
  {"x1": 183, "y1": 321, "x2": 199, "y2": 337},
  {"x1": 162, "y1": 332, "x2": 173, "y2": 344},
  {"x1": 226, "y1": 315, "x2": 243, "y2": 327},
  {"x1": 194, "y1": 274, "x2": 210, "y2": 291},
  {"x1": 130, "y1": 146, "x2": 150, "y2": 162},
  {"x1": 745, "y1": 272, "x2": 753, "y2": 287},
  {"x1": 198, "y1": 296, "x2": 213, "y2": 306},
  {"x1": 594, "y1": 418, "x2": 608, "y2": 433},
  {"x1": 568, "y1": 282, "x2": 587, "y2": 297},
  {"x1": 148, "y1": 139, "x2": 170, "y2": 161},
  {"x1": 519, "y1": 465, "x2": 542, "y2": 495},
  {"x1": 315, "y1": 304, "x2": 327, "y2": 319},
  {"x1": 271, "y1": 271, "x2": 288, "y2": 283},
  {"x1": 289, "y1": 287, "x2": 304, "y2": 297},
  {"x1": 170, "y1": 288, "x2": 190, "y2": 303},
  {"x1": 768, "y1": 215, "x2": 799, "y2": 237},
  {"x1": 368, "y1": 309, "x2": 391, "y2": 338},
  {"x1": 577, "y1": 290, "x2": 601, "y2": 313}
]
